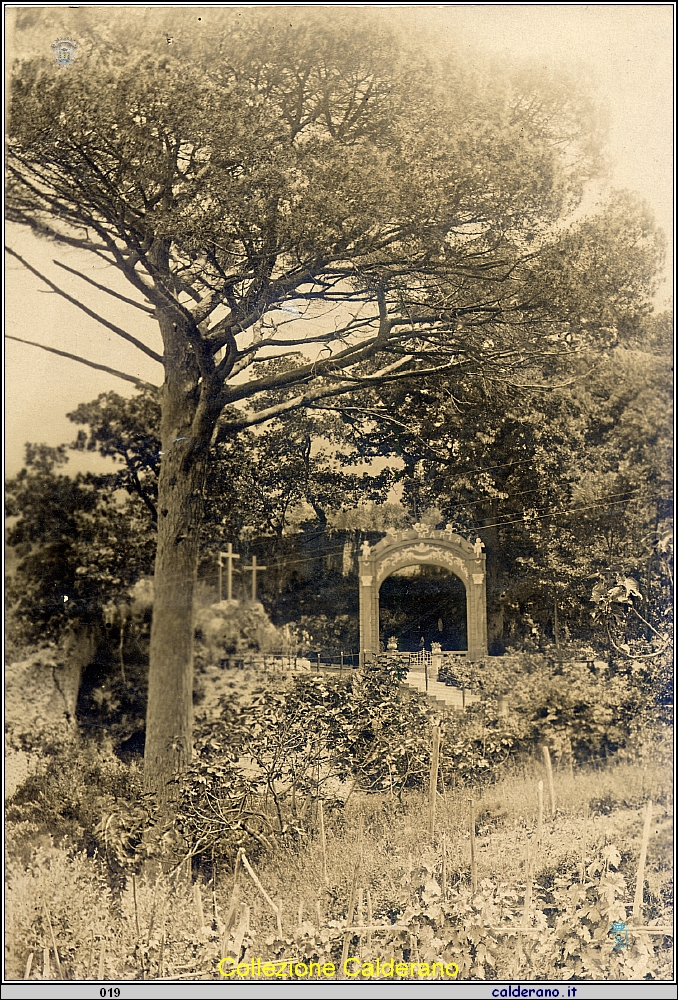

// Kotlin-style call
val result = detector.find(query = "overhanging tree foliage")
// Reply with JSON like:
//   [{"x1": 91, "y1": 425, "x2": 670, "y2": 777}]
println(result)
[{"x1": 6, "y1": 9, "x2": 663, "y2": 804}]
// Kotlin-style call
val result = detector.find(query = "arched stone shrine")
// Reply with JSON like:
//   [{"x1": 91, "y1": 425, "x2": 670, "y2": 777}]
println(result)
[{"x1": 359, "y1": 526, "x2": 488, "y2": 661}]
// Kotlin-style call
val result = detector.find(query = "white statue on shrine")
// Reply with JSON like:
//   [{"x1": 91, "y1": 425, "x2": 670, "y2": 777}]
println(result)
[
  {"x1": 473, "y1": 536, "x2": 485, "y2": 557},
  {"x1": 361, "y1": 540, "x2": 371, "y2": 558}
]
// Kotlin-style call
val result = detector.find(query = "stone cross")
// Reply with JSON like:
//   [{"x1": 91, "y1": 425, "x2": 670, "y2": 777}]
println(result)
[
  {"x1": 244, "y1": 555, "x2": 267, "y2": 601},
  {"x1": 218, "y1": 543, "x2": 240, "y2": 602}
]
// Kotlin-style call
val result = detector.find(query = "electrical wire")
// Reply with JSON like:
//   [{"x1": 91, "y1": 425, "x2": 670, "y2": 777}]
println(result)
[
  {"x1": 463, "y1": 490, "x2": 672, "y2": 532},
  {"x1": 203, "y1": 488, "x2": 671, "y2": 576},
  {"x1": 443, "y1": 484, "x2": 651, "y2": 518}
]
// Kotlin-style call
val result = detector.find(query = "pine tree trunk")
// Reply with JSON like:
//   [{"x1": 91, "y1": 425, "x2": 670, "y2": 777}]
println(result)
[
  {"x1": 143, "y1": 301, "x2": 219, "y2": 809},
  {"x1": 144, "y1": 442, "x2": 205, "y2": 807}
]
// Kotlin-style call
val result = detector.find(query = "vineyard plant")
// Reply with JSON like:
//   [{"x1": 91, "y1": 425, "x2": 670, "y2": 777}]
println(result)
[{"x1": 6, "y1": 655, "x2": 673, "y2": 982}]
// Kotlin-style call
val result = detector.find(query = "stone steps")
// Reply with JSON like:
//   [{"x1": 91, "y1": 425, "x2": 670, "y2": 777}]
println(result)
[{"x1": 402, "y1": 670, "x2": 481, "y2": 709}]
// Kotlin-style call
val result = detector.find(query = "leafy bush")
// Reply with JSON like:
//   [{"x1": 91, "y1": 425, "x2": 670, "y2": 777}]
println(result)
[
  {"x1": 6, "y1": 737, "x2": 146, "y2": 874},
  {"x1": 287, "y1": 614, "x2": 357, "y2": 653},
  {"x1": 173, "y1": 661, "x2": 438, "y2": 867},
  {"x1": 438, "y1": 651, "x2": 671, "y2": 764}
]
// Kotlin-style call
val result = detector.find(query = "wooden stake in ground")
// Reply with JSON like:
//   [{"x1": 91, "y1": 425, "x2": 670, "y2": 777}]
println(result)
[
  {"x1": 429, "y1": 726, "x2": 441, "y2": 842},
  {"x1": 85, "y1": 929, "x2": 95, "y2": 979},
  {"x1": 131, "y1": 875, "x2": 146, "y2": 979},
  {"x1": 43, "y1": 948, "x2": 50, "y2": 980},
  {"x1": 24, "y1": 952, "x2": 34, "y2": 980},
  {"x1": 542, "y1": 746, "x2": 556, "y2": 815},
  {"x1": 523, "y1": 841, "x2": 533, "y2": 925},
  {"x1": 581, "y1": 801, "x2": 588, "y2": 883},
  {"x1": 43, "y1": 905, "x2": 63, "y2": 980},
  {"x1": 517, "y1": 840, "x2": 533, "y2": 972},
  {"x1": 633, "y1": 801, "x2": 654, "y2": 922},
  {"x1": 318, "y1": 799, "x2": 328, "y2": 884},
  {"x1": 146, "y1": 885, "x2": 159, "y2": 956},
  {"x1": 441, "y1": 832, "x2": 447, "y2": 902},
  {"x1": 232, "y1": 905, "x2": 250, "y2": 964},
  {"x1": 469, "y1": 797, "x2": 478, "y2": 894},
  {"x1": 537, "y1": 780, "x2": 544, "y2": 850},
  {"x1": 240, "y1": 852, "x2": 283, "y2": 934},
  {"x1": 158, "y1": 932, "x2": 165, "y2": 979},
  {"x1": 194, "y1": 883, "x2": 205, "y2": 933},
  {"x1": 340, "y1": 865, "x2": 360, "y2": 976},
  {"x1": 224, "y1": 847, "x2": 244, "y2": 940},
  {"x1": 356, "y1": 888, "x2": 364, "y2": 958},
  {"x1": 212, "y1": 874, "x2": 219, "y2": 932},
  {"x1": 97, "y1": 938, "x2": 105, "y2": 981}
]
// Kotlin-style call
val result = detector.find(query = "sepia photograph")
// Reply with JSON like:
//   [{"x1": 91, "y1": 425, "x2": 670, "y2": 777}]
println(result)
[{"x1": 4, "y1": 4, "x2": 674, "y2": 992}]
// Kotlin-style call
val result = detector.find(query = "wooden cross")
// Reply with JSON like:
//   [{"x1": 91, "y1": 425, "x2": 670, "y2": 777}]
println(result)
[
  {"x1": 244, "y1": 555, "x2": 267, "y2": 601},
  {"x1": 218, "y1": 543, "x2": 240, "y2": 602}
]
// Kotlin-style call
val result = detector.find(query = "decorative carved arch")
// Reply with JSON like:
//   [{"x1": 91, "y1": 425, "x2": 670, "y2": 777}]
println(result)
[{"x1": 359, "y1": 527, "x2": 488, "y2": 661}]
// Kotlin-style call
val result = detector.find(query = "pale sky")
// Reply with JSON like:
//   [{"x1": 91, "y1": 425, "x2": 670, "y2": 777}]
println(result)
[{"x1": 4, "y1": 4, "x2": 674, "y2": 477}]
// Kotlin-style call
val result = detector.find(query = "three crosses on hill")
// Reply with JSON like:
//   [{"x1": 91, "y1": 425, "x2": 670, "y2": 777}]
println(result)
[{"x1": 217, "y1": 543, "x2": 267, "y2": 603}]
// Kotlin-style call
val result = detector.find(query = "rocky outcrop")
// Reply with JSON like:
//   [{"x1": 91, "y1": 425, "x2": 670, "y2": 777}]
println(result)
[
  {"x1": 194, "y1": 599, "x2": 282, "y2": 665},
  {"x1": 5, "y1": 627, "x2": 98, "y2": 796}
]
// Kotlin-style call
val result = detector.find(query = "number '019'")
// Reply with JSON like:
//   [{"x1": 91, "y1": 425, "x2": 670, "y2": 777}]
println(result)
[{"x1": 100, "y1": 990, "x2": 120, "y2": 998}]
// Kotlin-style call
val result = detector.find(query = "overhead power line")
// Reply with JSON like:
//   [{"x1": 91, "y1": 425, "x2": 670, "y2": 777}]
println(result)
[{"x1": 198, "y1": 488, "x2": 670, "y2": 576}]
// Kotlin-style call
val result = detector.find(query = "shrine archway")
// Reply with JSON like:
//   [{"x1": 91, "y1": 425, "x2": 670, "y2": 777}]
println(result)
[{"x1": 359, "y1": 527, "x2": 488, "y2": 661}]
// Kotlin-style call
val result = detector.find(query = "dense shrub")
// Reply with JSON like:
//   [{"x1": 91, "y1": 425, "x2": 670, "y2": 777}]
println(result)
[
  {"x1": 438, "y1": 650, "x2": 671, "y2": 764},
  {"x1": 6, "y1": 737, "x2": 147, "y2": 874}
]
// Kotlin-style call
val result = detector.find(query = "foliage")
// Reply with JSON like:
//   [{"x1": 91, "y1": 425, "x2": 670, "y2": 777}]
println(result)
[
  {"x1": 589, "y1": 526, "x2": 673, "y2": 679},
  {"x1": 6, "y1": 737, "x2": 146, "y2": 868},
  {"x1": 6, "y1": 846, "x2": 225, "y2": 982},
  {"x1": 194, "y1": 601, "x2": 283, "y2": 665},
  {"x1": 8, "y1": 835, "x2": 671, "y2": 981},
  {"x1": 341, "y1": 334, "x2": 672, "y2": 654},
  {"x1": 68, "y1": 389, "x2": 161, "y2": 521},
  {"x1": 287, "y1": 615, "x2": 357, "y2": 653},
  {"x1": 7, "y1": 7, "x2": 667, "y2": 794},
  {"x1": 438, "y1": 651, "x2": 670, "y2": 765},
  {"x1": 172, "y1": 662, "x2": 435, "y2": 865},
  {"x1": 438, "y1": 711, "x2": 532, "y2": 786},
  {"x1": 174, "y1": 641, "x2": 674, "y2": 867},
  {"x1": 6, "y1": 443, "x2": 156, "y2": 642}
]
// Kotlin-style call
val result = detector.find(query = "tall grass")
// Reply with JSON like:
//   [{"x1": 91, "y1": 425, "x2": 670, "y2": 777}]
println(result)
[{"x1": 6, "y1": 755, "x2": 672, "y2": 981}]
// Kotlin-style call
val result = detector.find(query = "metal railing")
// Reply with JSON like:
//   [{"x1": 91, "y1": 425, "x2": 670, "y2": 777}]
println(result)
[{"x1": 218, "y1": 649, "x2": 360, "y2": 674}]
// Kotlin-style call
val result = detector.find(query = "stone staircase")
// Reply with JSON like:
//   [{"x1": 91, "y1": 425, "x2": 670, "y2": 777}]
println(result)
[{"x1": 402, "y1": 669, "x2": 480, "y2": 710}]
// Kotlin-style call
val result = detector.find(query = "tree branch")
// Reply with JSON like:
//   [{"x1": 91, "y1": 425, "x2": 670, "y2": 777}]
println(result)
[
  {"x1": 6, "y1": 248, "x2": 164, "y2": 365},
  {"x1": 6, "y1": 335, "x2": 158, "y2": 390},
  {"x1": 216, "y1": 356, "x2": 457, "y2": 436},
  {"x1": 53, "y1": 259, "x2": 156, "y2": 315}
]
